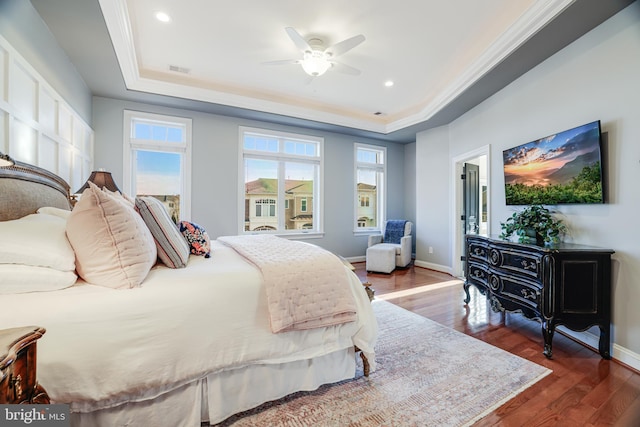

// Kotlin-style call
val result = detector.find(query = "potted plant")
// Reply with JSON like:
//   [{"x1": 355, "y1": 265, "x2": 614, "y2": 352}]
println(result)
[{"x1": 499, "y1": 204, "x2": 567, "y2": 245}]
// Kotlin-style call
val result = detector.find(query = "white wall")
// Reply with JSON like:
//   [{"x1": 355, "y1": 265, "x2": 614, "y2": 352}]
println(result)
[{"x1": 416, "y1": 2, "x2": 640, "y2": 361}]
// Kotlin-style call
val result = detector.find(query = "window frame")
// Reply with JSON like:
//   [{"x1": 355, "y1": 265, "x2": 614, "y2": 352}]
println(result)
[
  {"x1": 123, "y1": 110, "x2": 192, "y2": 220},
  {"x1": 354, "y1": 143, "x2": 386, "y2": 234},
  {"x1": 238, "y1": 126, "x2": 324, "y2": 238}
]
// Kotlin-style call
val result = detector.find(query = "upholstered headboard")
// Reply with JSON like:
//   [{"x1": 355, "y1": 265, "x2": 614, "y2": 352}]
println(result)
[{"x1": 0, "y1": 161, "x2": 71, "y2": 221}]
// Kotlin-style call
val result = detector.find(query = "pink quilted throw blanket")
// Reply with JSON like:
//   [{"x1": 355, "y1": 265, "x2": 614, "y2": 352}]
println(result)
[{"x1": 218, "y1": 235, "x2": 357, "y2": 333}]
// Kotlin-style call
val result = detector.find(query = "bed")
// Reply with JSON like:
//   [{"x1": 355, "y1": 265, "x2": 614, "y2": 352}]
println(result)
[{"x1": 0, "y1": 161, "x2": 378, "y2": 426}]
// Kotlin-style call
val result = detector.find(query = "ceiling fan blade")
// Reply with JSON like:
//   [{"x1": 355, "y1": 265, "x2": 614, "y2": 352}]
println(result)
[
  {"x1": 262, "y1": 59, "x2": 301, "y2": 66},
  {"x1": 325, "y1": 34, "x2": 365, "y2": 57},
  {"x1": 285, "y1": 27, "x2": 311, "y2": 52},
  {"x1": 329, "y1": 61, "x2": 361, "y2": 76}
]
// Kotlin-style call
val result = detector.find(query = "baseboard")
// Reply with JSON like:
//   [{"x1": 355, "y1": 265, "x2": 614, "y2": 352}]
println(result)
[
  {"x1": 413, "y1": 260, "x2": 453, "y2": 275},
  {"x1": 346, "y1": 255, "x2": 450, "y2": 275},
  {"x1": 558, "y1": 327, "x2": 640, "y2": 372},
  {"x1": 350, "y1": 257, "x2": 453, "y2": 275},
  {"x1": 613, "y1": 343, "x2": 640, "y2": 373},
  {"x1": 347, "y1": 252, "x2": 418, "y2": 265}
]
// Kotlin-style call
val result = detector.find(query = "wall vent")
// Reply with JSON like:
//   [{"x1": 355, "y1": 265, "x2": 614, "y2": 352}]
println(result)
[{"x1": 169, "y1": 65, "x2": 190, "y2": 74}]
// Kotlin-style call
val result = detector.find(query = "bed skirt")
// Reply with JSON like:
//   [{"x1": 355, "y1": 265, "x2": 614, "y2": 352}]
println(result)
[{"x1": 69, "y1": 347, "x2": 356, "y2": 427}]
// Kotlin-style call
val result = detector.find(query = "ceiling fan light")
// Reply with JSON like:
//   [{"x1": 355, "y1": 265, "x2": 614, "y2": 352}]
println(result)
[{"x1": 301, "y1": 51, "x2": 331, "y2": 76}]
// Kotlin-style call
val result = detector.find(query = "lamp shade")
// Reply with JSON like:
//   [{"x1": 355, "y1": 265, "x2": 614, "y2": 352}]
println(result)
[
  {"x1": 0, "y1": 151, "x2": 15, "y2": 167},
  {"x1": 75, "y1": 170, "x2": 121, "y2": 194}
]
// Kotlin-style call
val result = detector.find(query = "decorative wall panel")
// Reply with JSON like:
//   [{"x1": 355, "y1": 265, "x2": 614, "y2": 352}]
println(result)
[{"x1": 0, "y1": 34, "x2": 93, "y2": 190}]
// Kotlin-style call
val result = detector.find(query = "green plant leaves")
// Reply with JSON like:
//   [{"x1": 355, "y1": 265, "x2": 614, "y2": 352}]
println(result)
[{"x1": 499, "y1": 204, "x2": 566, "y2": 244}]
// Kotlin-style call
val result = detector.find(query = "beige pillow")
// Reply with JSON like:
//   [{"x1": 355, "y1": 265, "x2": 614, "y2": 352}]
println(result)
[{"x1": 66, "y1": 182, "x2": 157, "y2": 289}]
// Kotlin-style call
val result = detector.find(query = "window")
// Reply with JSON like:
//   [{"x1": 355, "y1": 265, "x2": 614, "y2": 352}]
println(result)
[
  {"x1": 355, "y1": 143, "x2": 386, "y2": 231},
  {"x1": 240, "y1": 127, "x2": 323, "y2": 235},
  {"x1": 256, "y1": 199, "x2": 276, "y2": 217},
  {"x1": 123, "y1": 111, "x2": 192, "y2": 220}
]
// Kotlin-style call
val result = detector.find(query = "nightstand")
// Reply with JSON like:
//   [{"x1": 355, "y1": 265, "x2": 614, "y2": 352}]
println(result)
[{"x1": 0, "y1": 326, "x2": 50, "y2": 404}]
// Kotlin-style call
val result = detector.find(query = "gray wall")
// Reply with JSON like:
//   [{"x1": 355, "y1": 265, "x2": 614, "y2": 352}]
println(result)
[
  {"x1": 0, "y1": 0, "x2": 410, "y2": 259},
  {"x1": 416, "y1": 2, "x2": 640, "y2": 357},
  {"x1": 0, "y1": 0, "x2": 91, "y2": 123},
  {"x1": 93, "y1": 96, "x2": 407, "y2": 258},
  {"x1": 404, "y1": 142, "x2": 417, "y2": 254},
  {"x1": 415, "y1": 125, "x2": 451, "y2": 268}
]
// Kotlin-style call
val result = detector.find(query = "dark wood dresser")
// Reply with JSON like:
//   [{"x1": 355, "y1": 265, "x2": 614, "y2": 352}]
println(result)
[
  {"x1": 0, "y1": 326, "x2": 50, "y2": 404},
  {"x1": 463, "y1": 235, "x2": 614, "y2": 359}
]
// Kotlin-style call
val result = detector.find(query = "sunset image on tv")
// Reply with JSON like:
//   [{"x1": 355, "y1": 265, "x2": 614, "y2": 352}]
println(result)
[{"x1": 503, "y1": 121, "x2": 604, "y2": 205}]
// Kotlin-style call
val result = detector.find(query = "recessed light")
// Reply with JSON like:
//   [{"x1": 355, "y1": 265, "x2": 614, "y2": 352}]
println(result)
[
  {"x1": 155, "y1": 11, "x2": 171, "y2": 22},
  {"x1": 384, "y1": 80, "x2": 394, "y2": 87}
]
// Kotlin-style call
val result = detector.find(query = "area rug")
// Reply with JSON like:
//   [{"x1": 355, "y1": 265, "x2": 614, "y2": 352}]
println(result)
[{"x1": 214, "y1": 300, "x2": 552, "y2": 426}]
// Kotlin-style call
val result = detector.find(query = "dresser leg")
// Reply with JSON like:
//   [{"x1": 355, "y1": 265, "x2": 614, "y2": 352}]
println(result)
[
  {"x1": 542, "y1": 321, "x2": 554, "y2": 359},
  {"x1": 31, "y1": 384, "x2": 50, "y2": 404},
  {"x1": 598, "y1": 325, "x2": 611, "y2": 359},
  {"x1": 463, "y1": 282, "x2": 471, "y2": 304}
]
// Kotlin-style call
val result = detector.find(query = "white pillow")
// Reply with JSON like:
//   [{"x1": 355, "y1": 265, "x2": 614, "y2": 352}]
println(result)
[
  {"x1": 37, "y1": 206, "x2": 72, "y2": 219},
  {"x1": 0, "y1": 264, "x2": 77, "y2": 294},
  {"x1": 0, "y1": 213, "x2": 76, "y2": 272}
]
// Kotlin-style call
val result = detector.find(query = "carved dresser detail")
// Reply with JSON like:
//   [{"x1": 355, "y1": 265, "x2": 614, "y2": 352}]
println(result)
[
  {"x1": 0, "y1": 326, "x2": 50, "y2": 404},
  {"x1": 464, "y1": 235, "x2": 614, "y2": 359}
]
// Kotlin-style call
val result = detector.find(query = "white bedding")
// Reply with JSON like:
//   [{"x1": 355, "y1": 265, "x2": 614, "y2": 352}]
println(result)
[
  {"x1": 218, "y1": 235, "x2": 357, "y2": 332},
  {"x1": 0, "y1": 240, "x2": 377, "y2": 420}
]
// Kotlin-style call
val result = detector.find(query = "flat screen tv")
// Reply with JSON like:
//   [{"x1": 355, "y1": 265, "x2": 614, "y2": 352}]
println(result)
[{"x1": 503, "y1": 120, "x2": 604, "y2": 205}]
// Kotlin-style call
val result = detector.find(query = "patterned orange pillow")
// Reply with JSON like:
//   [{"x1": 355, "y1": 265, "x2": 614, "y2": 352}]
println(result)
[{"x1": 179, "y1": 221, "x2": 211, "y2": 258}]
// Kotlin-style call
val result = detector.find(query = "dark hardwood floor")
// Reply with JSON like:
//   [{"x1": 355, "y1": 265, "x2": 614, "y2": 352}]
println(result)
[{"x1": 354, "y1": 262, "x2": 640, "y2": 427}]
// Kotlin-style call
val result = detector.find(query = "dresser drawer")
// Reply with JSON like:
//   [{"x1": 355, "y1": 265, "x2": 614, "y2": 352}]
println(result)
[
  {"x1": 467, "y1": 261, "x2": 490, "y2": 288},
  {"x1": 467, "y1": 239, "x2": 489, "y2": 263},
  {"x1": 495, "y1": 274, "x2": 542, "y2": 312},
  {"x1": 0, "y1": 326, "x2": 48, "y2": 404},
  {"x1": 492, "y1": 246, "x2": 544, "y2": 281},
  {"x1": 0, "y1": 348, "x2": 35, "y2": 403}
]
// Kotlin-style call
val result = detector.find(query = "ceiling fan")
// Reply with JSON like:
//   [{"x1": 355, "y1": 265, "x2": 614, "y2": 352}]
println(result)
[{"x1": 265, "y1": 27, "x2": 366, "y2": 77}]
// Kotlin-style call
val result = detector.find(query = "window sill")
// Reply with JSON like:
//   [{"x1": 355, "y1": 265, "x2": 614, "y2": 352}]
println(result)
[
  {"x1": 281, "y1": 232, "x2": 324, "y2": 240},
  {"x1": 353, "y1": 229, "x2": 382, "y2": 237},
  {"x1": 243, "y1": 231, "x2": 324, "y2": 240}
]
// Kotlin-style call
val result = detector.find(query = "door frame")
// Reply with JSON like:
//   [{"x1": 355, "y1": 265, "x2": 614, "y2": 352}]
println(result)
[{"x1": 451, "y1": 145, "x2": 491, "y2": 278}]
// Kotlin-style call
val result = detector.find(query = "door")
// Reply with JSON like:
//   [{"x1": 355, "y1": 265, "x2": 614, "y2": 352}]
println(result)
[{"x1": 461, "y1": 162, "x2": 480, "y2": 274}]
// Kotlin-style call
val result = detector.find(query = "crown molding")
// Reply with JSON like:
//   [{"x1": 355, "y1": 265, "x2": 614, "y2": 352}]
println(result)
[{"x1": 99, "y1": 0, "x2": 574, "y2": 135}]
